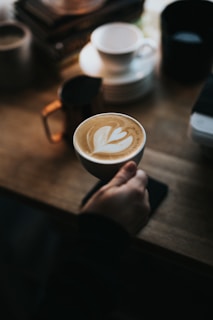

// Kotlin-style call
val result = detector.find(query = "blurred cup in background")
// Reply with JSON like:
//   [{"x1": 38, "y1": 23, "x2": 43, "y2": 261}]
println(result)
[
  {"x1": 160, "y1": 0, "x2": 213, "y2": 84},
  {"x1": 0, "y1": 21, "x2": 32, "y2": 88},
  {"x1": 41, "y1": 75, "x2": 103, "y2": 145},
  {"x1": 91, "y1": 22, "x2": 156, "y2": 73}
]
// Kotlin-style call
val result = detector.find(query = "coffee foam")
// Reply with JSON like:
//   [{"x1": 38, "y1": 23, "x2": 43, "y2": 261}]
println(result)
[{"x1": 74, "y1": 113, "x2": 145, "y2": 163}]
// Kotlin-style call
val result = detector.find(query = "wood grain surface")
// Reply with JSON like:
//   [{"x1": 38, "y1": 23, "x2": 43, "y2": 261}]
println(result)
[{"x1": 0, "y1": 57, "x2": 213, "y2": 274}]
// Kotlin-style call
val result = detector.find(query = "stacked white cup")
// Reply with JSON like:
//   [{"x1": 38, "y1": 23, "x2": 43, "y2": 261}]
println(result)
[{"x1": 90, "y1": 22, "x2": 156, "y2": 74}]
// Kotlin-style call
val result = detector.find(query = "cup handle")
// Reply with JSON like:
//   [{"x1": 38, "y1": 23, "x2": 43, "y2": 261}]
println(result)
[
  {"x1": 136, "y1": 38, "x2": 157, "y2": 58},
  {"x1": 41, "y1": 99, "x2": 64, "y2": 143}
]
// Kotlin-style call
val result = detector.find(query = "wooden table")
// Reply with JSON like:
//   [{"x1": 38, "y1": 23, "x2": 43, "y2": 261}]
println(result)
[{"x1": 0, "y1": 54, "x2": 213, "y2": 280}]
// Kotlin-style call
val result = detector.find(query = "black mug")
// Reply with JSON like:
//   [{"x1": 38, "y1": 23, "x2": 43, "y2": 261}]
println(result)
[
  {"x1": 42, "y1": 75, "x2": 103, "y2": 144},
  {"x1": 160, "y1": 0, "x2": 213, "y2": 84},
  {"x1": 0, "y1": 21, "x2": 32, "y2": 88}
]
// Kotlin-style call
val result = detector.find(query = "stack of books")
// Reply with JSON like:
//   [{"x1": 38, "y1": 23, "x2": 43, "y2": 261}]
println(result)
[{"x1": 14, "y1": 0, "x2": 145, "y2": 68}]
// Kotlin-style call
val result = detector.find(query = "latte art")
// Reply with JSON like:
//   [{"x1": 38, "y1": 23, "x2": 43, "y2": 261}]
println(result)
[
  {"x1": 88, "y1": 124, "x2": 133, "y2": 156},
  {"x1": 74, "y1": 113, "x2": 145, "y2": 163}
]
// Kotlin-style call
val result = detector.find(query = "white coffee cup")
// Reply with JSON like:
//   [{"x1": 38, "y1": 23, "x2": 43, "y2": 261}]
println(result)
[
  {"x1": 73, "y1": 112, "x2": 146, "y2": 181},
  {"x1": 91, "y1": 22, "x2": 156, "y2": 73}
]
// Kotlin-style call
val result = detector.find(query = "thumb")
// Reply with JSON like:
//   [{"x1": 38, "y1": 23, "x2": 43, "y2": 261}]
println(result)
[{"x1": 108, "y1": 161, "x2": 137, "y2": 187}]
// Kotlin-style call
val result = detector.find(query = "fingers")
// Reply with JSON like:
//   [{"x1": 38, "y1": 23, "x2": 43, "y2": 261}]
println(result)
[
  {"x1": 127, "y1": 169, "x2": 148, "y2": 191},
  {"x1": 126, "y1": 169, "x2": 150, "y2": 213},
  {"x1": 108, "y1": 161, "x2": 137, "y2": 187},
  {"x1": 143, "y1": 188, "x2": 151, "y2": 213}
]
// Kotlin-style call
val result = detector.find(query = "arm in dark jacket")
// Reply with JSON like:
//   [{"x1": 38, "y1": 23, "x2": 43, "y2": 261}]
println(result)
[{"x1": 38, "y1": 213, "x2": 130, "y2": 320}]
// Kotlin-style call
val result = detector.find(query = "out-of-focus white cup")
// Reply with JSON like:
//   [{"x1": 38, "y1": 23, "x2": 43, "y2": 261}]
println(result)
[{"x1": 91, "y1": 22, "x2": 156, "y2": 73}]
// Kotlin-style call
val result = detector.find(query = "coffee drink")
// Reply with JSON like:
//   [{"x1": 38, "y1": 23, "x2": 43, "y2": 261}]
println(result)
[
  {"x1": 74, "y1": 113, "x2": 144, "y2": 162},
  {"x1": 73, "y1": 113, "x2": 146, "y2": 180}
]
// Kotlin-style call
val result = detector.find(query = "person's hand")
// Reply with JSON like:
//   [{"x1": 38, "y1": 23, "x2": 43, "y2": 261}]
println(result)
[{"x1": 80, "y1": 161, "x2": 150, "y2": 235}]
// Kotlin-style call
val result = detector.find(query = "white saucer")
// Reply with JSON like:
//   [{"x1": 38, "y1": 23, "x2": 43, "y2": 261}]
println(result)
[
  {"x1": 79, "y1": 42, "x2": 156, "y2": 103},
  {"x1": 103, "y1": 73, "x2": 154, "y2": 103},
  {"x1": 79, "y1": 42, "x2": 155, "y2": 86}
]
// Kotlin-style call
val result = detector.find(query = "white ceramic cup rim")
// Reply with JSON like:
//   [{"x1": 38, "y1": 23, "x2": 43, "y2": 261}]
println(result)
[
  {"x1": 73, "y1": 112, "x2": 146, "y2": 164},
  {"x1": 91, "y1": 22, "x2": 144, "y2": 55}
]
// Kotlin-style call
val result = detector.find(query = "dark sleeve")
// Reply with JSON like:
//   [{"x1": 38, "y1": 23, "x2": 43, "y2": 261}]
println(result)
[{"x1": 38, "y1": 213, "x2": 130, "y2": 320}]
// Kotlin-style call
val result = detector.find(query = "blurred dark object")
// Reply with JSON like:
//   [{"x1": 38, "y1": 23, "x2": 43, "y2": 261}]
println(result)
[
  {"x1": 41, "y1": 0, "x2": 107, "y2": 16},
  {"x1": 0, "y1": 21, "x2": 33, "y2": 89},
  {"x1": 189, "y1": 73, "x2": 213, "y2": 158},
  {"x1": 41, "y1": 75, "x2": 103, "y2": 144},
  {"x1": 160, "y1": 0, "x2": 213, "y2": 84},
  {"x1": 14, "y1": 0, "x2": 145, "y2": 68}
]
